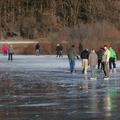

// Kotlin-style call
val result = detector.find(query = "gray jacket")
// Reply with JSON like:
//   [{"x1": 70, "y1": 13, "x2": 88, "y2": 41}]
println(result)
[
  {"x1": 89, "y1": 52, "x2": 98, "y2": 65},
  {"x1": 8, "y1": 45, "x2": 14, "y2": 54}
]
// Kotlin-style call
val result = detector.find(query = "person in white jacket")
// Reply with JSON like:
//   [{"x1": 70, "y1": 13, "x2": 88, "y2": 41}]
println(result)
[{"x1": 102, "y1": 45, "x2": 110, "y2": 80}]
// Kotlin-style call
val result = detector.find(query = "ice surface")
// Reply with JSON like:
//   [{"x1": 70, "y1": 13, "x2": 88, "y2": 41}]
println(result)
[{"x1": 0, "y1": 55, "x2": 120, "y2": 120}]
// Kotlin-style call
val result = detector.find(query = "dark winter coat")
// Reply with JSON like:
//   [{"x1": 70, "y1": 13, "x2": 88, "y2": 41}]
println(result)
[
  {"x1": 56, "y1": 46, "x2": 61, "y2": 52},
  {"x1": 59, "y1": 45, "x2": 63, "y2": 51},
  {"x1": 81, "y1": 50, "x2": 89, "y2": 59},
  {"x1": 97, "y1": 49, "x2": 104, "y2": 60},
  {"x1": 35, "y1": 44, "x2": 40, "y2": 50}
]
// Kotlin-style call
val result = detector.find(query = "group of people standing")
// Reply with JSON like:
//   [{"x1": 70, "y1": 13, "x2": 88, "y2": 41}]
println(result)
[
  {"x1": 67, "y1": 44, "x2": 117, "y2": 80},
  {"x1": 2, "y1": 42, "x2": 117, "y2": 80},
  {"x1": 1, "y1": 44, "x2": 14, "y2": 61},
  {"x1": 35, "y1": 43, "x2": 64, "y2": 57}
]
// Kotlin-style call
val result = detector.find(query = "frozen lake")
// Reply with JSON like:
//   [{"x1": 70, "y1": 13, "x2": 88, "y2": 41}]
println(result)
[{"x1": 0, "y1": 55, "x2": 120, "y2": 120}]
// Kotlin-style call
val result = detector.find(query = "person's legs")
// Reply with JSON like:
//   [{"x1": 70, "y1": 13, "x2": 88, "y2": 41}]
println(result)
[
  {"x1": 69, "y1": 59, "x2": 75, "y2": 73},
  {"x1": 35, "y1": 49, "x2": 37, "y2": 55},
  {"x1": 72, "y1": 59, "x2": 75, "y2": 71},
  {"x1": 8, "y1": 53, "x2": 10, "y2": 60},
  {"x1": 91, "y1": 65, "x2": 94, "y2": 78},
  {"x1": 5, "y1": 51, "x2": 7, "y2": 55},
  {"x1": 113, "y1": 59, "x2": 116, "y2": 68},
  {"x1": 36, "y1": 49, "x2": 40, "y2": 56},
  {"x1": 102, "y1": 62, "x2": 106, "y2": 76},
  {"x1": 3, "y1": 51, "x2": 7, "y2": 56},
  {"x1": 58, "y1": 51, "x2": 61, "y2": 57},
  {"x1": 99, "y1": 59, "x2": 103, "y2": 69},
  {"x1": 109, "y1": 58, "x2": 116, "y2": 73},
  {"x1": 112, "y1": 58, "x2": 116, "y2": 72},
  {"x1": 109, "y1": 58, "x2": 112, "y2": 72},
  {"x1": 84, "y1": 59, "x2": 88, "y2": 74},
  {"x1": 82, "y1": 59, "x2": 85, "y2": 73},
  {"x1": 56, "y1": 51, "x2": 59, "y2": 57},
  {"x1": 69, "y1": 59, "x2": 73, "y2": 72},
  {"x1": 98, "y1": 59, "x2": 101, "y2": 69},
  {"x1": 61, "y1": 51, "x2": 63, "y2": 57},
  {"x1": 11, "y1": 53, "x2": 13, "y2": 61},
  {"x1": 105, "y1": 63, "x2": 109, "y2": 77},
  {"x1": 59, "y1": 51, "x2": 63, "y2": 57},
  {"x1": 91, "y1": 65, "x2": 96, "y2": 78}
]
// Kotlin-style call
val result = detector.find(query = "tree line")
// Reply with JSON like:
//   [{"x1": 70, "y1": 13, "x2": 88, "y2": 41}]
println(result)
[{"x1": 0, "y1": 0, "x2": 120, "y2": 39}]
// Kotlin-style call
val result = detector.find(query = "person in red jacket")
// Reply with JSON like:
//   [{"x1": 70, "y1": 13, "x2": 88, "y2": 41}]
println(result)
[{"x1": 1, "y1": 44, "x2": 8, "y2": 55}]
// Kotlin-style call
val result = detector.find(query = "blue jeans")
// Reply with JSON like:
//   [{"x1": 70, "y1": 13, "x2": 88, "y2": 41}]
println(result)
[{"x1": 69, "y1": 59, "x2": 75, "y2": 71}]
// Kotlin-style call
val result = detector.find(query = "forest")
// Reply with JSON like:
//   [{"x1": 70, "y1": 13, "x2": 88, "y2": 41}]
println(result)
[{"x1": 0, "y1": 0, "x2": 120, "y2": 39}]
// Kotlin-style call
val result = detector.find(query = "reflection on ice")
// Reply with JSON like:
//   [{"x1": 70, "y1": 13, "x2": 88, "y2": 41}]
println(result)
[
  {"x1": 19, "y1": 103, "x2": 60, "y2": 107},
  {"x1": 0, "y1": 55, "x2": 120, "y2": 120}
]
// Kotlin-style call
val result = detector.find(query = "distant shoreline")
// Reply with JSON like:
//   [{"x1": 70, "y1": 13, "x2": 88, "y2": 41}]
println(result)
[{"x1": 0, "y1": 41, "x2": 38, "y2": 44}]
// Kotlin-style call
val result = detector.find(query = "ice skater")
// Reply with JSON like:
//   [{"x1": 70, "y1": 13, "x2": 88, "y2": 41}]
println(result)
[
  {"x1": 97, "y1": 48, "x2": 104, "y2": 69},
  {"x1": 102, "y1": 45, "x2": 110, "y2": 80},
  {"x1": 8, "y1": 44, "x2": 14, "y2": 61},
  {"x1": 109, "y1": 46, "x2": 117, "y2": 73},
  {"x1": 81, "y1": 48, "x2": 89, "y2": 75},
  {"x1": 89, "y1": 49, "x2": 98, "y2": 80},
  {"x1": 67, "y1": 45, "x2": 77, "y2": 73},
  {"x1": 56, "y1": 44, "x2": 63, "y2": 57},
  {"x1": 35, "y1": 42, "x2": 40, "y2": 56},
  {"x1": 59, "y1": 44, "x2": 63, "y2": 57},
  {"x1": 1, "y1": 44, "x2": 8, "y2": 55}
]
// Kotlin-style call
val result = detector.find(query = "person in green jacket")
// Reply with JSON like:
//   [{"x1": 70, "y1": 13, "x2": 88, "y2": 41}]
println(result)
[{"x1": 109, "y1": 46, "x2": 117, "y2": 73}]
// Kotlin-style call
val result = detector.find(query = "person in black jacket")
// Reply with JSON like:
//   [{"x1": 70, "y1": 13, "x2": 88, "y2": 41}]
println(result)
[
  {"x1": 35, "y1": 42, "x2": 40, "y2": 56},
  {"x1": 97, "y1": 48, "x2": 104, "y2": 69},
  {"x1": 81, "y1": 48, "x2": 89, "y2": 74},
  {"x1": 59, "y1": 44, "x2": 63, "y2": 57}
]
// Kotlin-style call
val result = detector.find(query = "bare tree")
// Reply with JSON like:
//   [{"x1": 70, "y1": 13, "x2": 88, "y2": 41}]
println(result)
[{"x1": 0, "y1": 0, "x2": 120, "y2": 39}]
